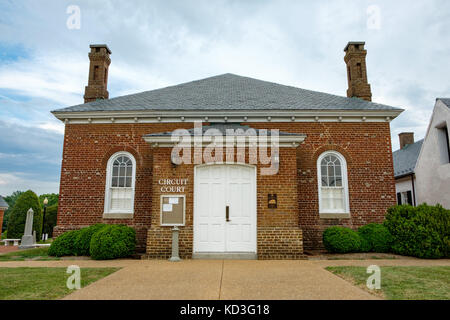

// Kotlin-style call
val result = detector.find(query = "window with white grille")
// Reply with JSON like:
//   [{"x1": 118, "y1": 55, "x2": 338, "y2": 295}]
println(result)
[
  {"x1": 104, "y1": 152, "x2": 136, "y2": 214},
  {"x1": 317, "y1": 151, "x2": 350, "y2": 214}
]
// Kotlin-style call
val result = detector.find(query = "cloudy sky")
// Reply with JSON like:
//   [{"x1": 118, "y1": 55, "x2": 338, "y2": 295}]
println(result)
[{"x1": 0, "y1": 0, "x2": 449, "y2": 196}]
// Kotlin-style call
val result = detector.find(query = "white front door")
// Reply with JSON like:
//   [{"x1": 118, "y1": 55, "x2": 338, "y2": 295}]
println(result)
[{"x1": 194, "y1": 164, "x2": 257, "y2": 253}]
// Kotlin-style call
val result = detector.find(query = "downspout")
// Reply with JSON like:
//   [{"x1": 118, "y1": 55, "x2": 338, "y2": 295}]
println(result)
[{"x1": 411, "y1": 173, "x2": 416, "y2": 207}]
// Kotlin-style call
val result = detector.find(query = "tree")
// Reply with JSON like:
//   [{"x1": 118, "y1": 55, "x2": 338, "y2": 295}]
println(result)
[
  {"x1": 1, "y1": 191, "x2": 24, "y2": 232},
  {"x1": 39, "y1": 193, "x2": 59, "y2": 208},
  {"x1": 7, "y1": 190, "x2": 43, "y2": 240}
]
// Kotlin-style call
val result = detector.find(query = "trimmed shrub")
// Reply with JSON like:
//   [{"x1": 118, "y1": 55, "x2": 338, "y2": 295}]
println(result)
[
  {"x1": 384, "y1": 204, "x2": 450, "y2": 259},
  {"x1": 323, "y1": 226, "x2": 361, "y2": 253},
  {"x1": 358, "y1": 223, "x2": 393, "y2": 253},
  {"x1": 48, "y1": 230, "x2": 80, "y2": 257},
  {"x1": 90, "y1": 225, "x2": 136, "y2": 260},
  {"x1": 6, "y1": 190, "x2": 43, "y2": 241},
  {"x1": 73, "y1": 224, "x2": 107, "y2": 256}
]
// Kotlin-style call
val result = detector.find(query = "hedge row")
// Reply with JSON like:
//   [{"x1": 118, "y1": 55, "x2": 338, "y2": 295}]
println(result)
[
  {"x1": 323, "y1": 204, "x2": 450, "y2": 258},
  {"x1": 323, "y1": 224, "x2": 392, "y2": 254},
  {"x1": 48, "y1": 224, "x2": 136, "y2": 260}
]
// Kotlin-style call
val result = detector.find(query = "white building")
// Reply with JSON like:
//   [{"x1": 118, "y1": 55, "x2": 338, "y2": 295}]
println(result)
[
  {"x1": 415, "y1": 99, "x2": 450, "y2": 208},
  {"x1": 393, "y1": 98, "x2": 450, "y2": 209},
  {"x1": 393, "y1": 133, "x2": 422, "y2": 206}
]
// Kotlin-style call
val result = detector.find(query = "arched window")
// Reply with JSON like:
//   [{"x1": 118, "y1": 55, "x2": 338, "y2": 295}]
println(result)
[
  {"x1": 317, "y1": 151, "x2": 350, "y2": 214},
  {"x1": 104, "y1": 152, "x2": 136, "y2": 215}
]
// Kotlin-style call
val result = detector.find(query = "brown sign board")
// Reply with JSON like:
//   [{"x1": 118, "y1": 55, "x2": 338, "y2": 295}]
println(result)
[{"x1": 160, "y1": 195, "x2": 186, "y2": 226}]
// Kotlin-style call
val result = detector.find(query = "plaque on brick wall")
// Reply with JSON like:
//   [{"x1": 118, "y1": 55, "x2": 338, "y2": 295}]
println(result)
[
  {"x1": 268, "y1": 194, "x2": 277, "y2": 209},
  {"x1": 160, "y1": 195, "x2": 185, "y2": 226}
]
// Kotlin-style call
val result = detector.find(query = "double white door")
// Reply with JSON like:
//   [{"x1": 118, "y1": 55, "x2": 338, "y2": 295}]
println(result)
[{"x1": 194, "y1": 165, "x2": 256, "y2": 253}]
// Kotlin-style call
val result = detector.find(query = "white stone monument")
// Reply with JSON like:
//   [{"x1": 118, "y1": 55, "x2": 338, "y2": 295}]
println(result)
[{"x1": 19, "y1": 208, "x2": 36, "y2": 249}]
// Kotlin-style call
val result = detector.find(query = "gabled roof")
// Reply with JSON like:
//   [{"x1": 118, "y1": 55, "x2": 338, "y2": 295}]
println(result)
[
  {"x1": 0, "y1": 195, "x2": 8, "y2": 209},
  {"x1": 437, "y1": 98, "x2": 450, "y2": 108},
  {"x1": 393, "y1": 139, "x2": 424, "y2": 178},
  {"x1": 53, "y1": 73, "x2": 402, "y2": 113}
]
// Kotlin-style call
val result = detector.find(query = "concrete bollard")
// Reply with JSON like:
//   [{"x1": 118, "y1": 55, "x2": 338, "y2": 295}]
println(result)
[{"x1": 169, "y1": 226, "x2": 181, "y2": 262}]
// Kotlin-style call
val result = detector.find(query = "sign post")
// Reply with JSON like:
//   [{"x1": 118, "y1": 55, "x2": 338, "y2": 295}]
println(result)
[
  {"x1": 169, "y1": 226, "x2": 181, "y2": 262},
  {"x1": 160, "y1": 194, "x2": 185, "y2": 262}
]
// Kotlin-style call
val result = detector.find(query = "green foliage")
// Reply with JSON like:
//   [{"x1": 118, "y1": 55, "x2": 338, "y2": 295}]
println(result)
[
  {"x1": 90, "y1": 225, "x2": 136, "y2": 260},
  {"x1": 2, "y1": 191, "x2": 24, "y2": 232},
  {"x1": 1, "y1": 230, "x2": 6, "y2": 240},
  {"x1": 384, "y1": 204, "x2": 450, "y2": 259},
  {"x1": 358, "y1": 223, "x2": 393, "y2": 253},
  {"x1": 73, "y1": 224, "x2": 107, "y2": 256},
  {"x1": 42, "y1": 205, "x2": 58, "y2": 238},
  {"x1": 3, "y1": 191, "x2": 24, "y2": 208},
  {"x1": 39, "y1": 194, "x2": 59, "y2": 208},
  {"x1": 323, "y1": 226, "x2": 361, "y2": 253},
  {"x1": 48, "y1": 230, "x2": 80, "y2": 257},
  {"x1": 0, "y1": 247, "x2": 58, "y2": 261},
  {"x1": 6, "y1": 190, "x2": 43, "y2": 241},
  {"x1": 0, "y1": 267, "x2": 119, "y2": 300},
  {"x1": 1, "y1": 192, "x2": 58, "y2": 234}
]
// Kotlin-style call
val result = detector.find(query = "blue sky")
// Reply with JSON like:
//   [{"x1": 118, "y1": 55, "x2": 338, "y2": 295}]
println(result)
[{"x1": 0, "y1": 0, "x2": 449, "y2": 196}]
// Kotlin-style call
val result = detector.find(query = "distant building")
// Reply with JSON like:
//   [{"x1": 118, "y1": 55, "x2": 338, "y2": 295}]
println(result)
[
  {"x1": 415, "y1": 99, "x2": 450, "y2": 208},
  {"x1": 393, "y1": 133, "x2": 422, "y2": 206},
  {"x1": 0, "y1": 195, "x2": 9, "y2": 237},
  {"x1": 393, "y1": 98, "x2": 450, "y2": 209}
]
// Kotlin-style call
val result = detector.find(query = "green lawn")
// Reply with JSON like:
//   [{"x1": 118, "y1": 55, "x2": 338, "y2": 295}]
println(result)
[
  {"x1": 0, "y1": 247, "x2": 59, "y2": 261},
  {"x1": 0, "y1": 267, "x2": 119, "y2": 300},
  {"x1": 327, "y1": 266, "x2": 450, "y2": 300}
]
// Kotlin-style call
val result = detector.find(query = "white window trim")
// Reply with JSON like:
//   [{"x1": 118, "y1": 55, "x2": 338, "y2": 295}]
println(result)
[
  {"x1": 317, "y1": 150, "x2": 350, "y2": 215},
  {"x1": 104, "y1": 151, "x2": 136, "y2": 216}
]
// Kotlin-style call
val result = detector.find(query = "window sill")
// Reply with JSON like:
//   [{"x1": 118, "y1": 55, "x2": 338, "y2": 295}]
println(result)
[
  {"x1": 319, "y1": 212, "x2": 350, "y2": 219},
  {"x1": 103, "y1": 213, "x2": 134, "y2": 219}
]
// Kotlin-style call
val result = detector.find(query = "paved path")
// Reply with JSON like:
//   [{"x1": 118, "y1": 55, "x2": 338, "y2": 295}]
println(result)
[
  {"x1": 0, "y1": 246, "x2": 20, "y2": 254},
  {"x1": 1, "y1": 259, "x2": 449, "y2": 300}
]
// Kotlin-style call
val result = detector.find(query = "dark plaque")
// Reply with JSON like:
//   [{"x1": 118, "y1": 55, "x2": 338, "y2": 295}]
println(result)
[{"x1": 268, "y1": 194, "x2": 277, "y2": 209}]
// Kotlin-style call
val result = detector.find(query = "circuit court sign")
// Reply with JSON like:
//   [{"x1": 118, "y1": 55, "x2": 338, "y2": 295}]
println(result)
[{"x1": 159, "y1": 178, "x2": 189, "y2": 193}]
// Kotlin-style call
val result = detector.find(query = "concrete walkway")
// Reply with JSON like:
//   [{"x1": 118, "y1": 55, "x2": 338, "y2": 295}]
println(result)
[{"x1": 1, "y1": 259, "x2": 449, "y2": 300}]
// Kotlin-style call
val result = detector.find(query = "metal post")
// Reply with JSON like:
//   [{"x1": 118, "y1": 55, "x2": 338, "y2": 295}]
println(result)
[
  {"x1": 41, "y1": 204, "x2": 47, "y2": 241},
  {"x1": 169, "y1": 226, "x2": 181, "y2": 262}
]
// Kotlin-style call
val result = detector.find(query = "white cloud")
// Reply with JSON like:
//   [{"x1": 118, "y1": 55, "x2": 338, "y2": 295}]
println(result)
[{"x1": 0, "y1": 172, "x2": 59, "y2": 195}]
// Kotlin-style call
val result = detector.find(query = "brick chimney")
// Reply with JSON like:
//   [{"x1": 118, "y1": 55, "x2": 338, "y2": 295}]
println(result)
[
  {"x1": 399, "y1": 132, "x2": 414, "y2": 149},
  {"x1": 344, "y1": 41, "x2": 372, "y2": 101},
  {"x1": 84, "y1": 44, "x2": 112, "y2": 103}
]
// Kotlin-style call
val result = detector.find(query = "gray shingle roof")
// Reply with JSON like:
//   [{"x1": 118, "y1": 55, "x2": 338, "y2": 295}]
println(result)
[
  {"x1": 144, "y1": 124, "x2": 303, "y2": 137},
  {"x1": 53, "y1": 73, "x2": 402, "y2": 113},
  {"x1": 0, "y1": 195, "x2": 8, "y2": 209},
  {"x1": 393, "y1": 139, "x2": 424, "y2": 178},
  {"x1": 438, "y1": 98, "x2": 450, "y2": 108}
]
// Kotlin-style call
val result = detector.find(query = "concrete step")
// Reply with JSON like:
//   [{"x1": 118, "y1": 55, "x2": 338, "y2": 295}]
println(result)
[{"x1": 192, "y1": 252, "x2": 257, "y2": 260}]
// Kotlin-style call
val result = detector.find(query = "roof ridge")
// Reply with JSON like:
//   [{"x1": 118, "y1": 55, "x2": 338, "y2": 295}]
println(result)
[
  {"x1": 52, "y1": 73, "x2": 404, "y2": 113},
  {"x1": 393, "y1": 138, "x2": 424, "y2": 154}
]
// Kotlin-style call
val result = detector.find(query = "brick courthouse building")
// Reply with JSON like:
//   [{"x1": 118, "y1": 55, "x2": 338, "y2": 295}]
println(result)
[{"x1": 52, "y1": 42, "x2": 403, "y2": 259}]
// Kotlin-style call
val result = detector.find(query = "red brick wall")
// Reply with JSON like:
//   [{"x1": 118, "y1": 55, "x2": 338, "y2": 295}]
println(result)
[
  {"x1": 55, "y1": 121, "x2": 396, "y2": 255},
  {"x1": 146, "y1": 146, "x2": 302, "y2": 259},
  {"x1": 248, "y1": 122, "x2": 396, "y2": 251},
  {"x1": 54, "y1": 123, "x2": 194, "y2": 252},
  {"x1": 0, "y1": 209, "x2": 4, "y2": 238}
]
